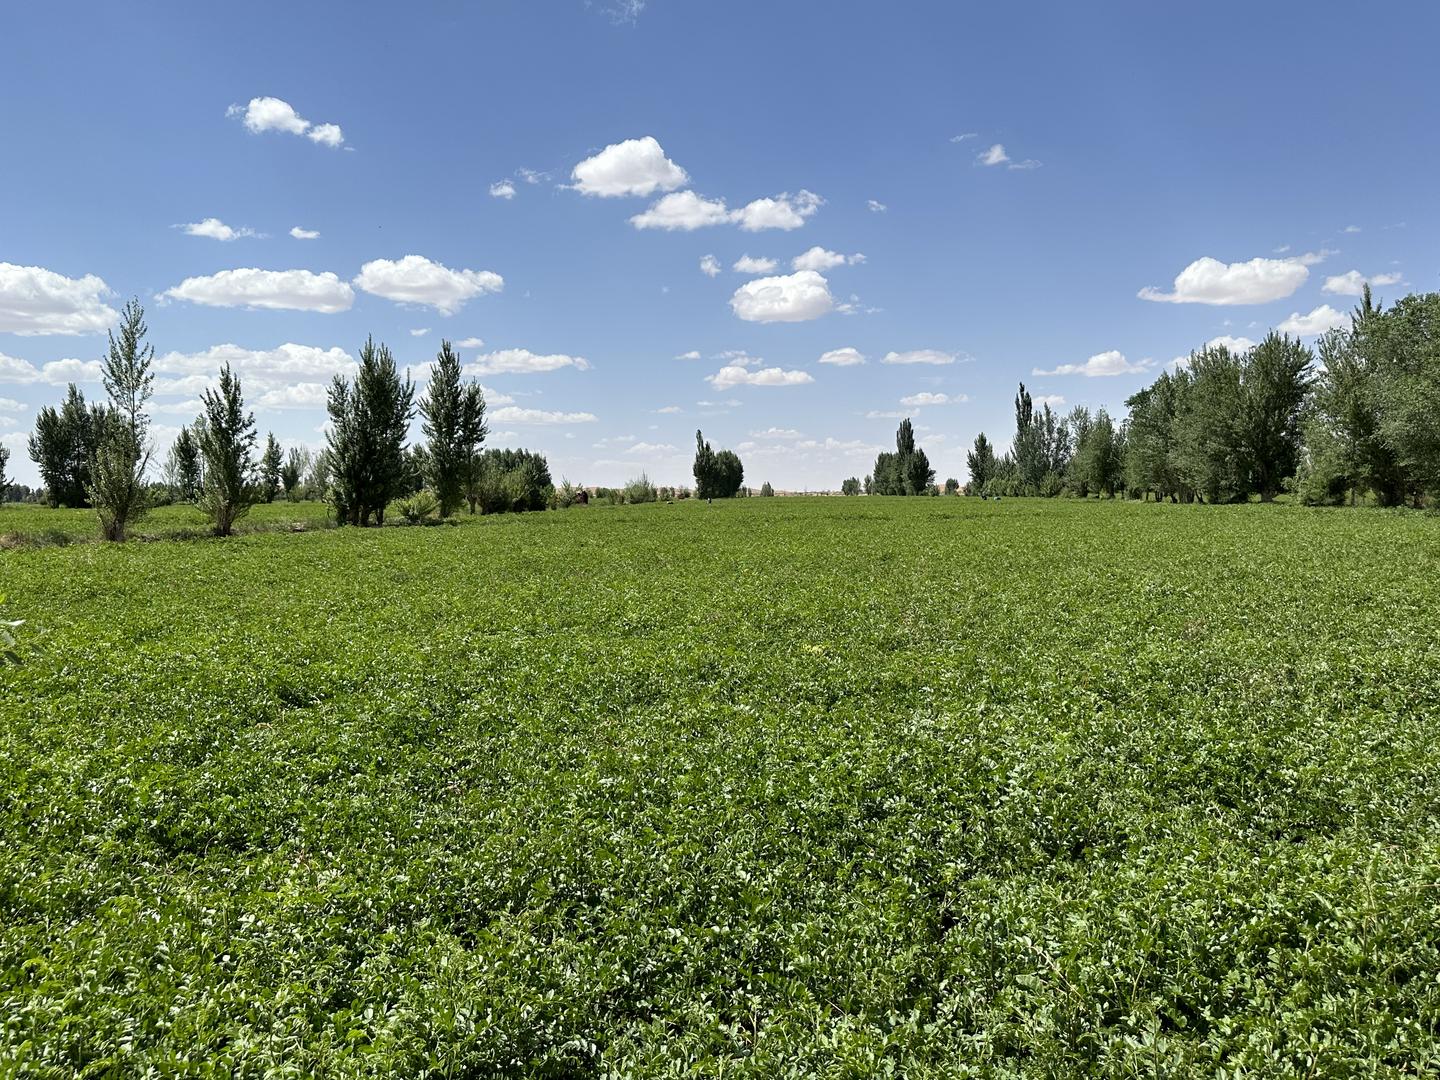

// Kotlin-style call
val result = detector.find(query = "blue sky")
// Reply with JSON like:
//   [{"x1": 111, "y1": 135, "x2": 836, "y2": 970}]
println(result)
[{"x1": 2, "y1": 0, "x2": 1436, "y2": 490}]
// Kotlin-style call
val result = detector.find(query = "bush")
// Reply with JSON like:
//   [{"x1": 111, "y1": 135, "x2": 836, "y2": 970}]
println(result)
[
  {"x1": 396, "y1": 490, "x2": 440, "y2": 525},
  {"x1": 623, "y1": 473, "x2": 658, "y2": 504}
]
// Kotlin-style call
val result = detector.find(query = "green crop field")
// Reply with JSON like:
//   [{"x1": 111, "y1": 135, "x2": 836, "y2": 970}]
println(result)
[{"x1": 2, "y1": 498, "x2": 1439, "y2": 1077}]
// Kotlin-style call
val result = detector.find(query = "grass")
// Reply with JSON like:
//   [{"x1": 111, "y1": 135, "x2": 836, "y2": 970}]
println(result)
[
  {"x1": 0, "y1": 500, "x2": 335, "y2": 547},
  {"x1": 2, "y1": 497, "x2": 1438, "y2": 1076}
]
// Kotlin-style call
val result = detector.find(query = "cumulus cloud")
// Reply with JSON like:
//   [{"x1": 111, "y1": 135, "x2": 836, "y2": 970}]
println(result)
[
  {"x1": 630, "y1": 189, "x2": 823, "y2": 231},
  {"x1": 707, "y1": 365, "x2": 815, "y2": 390},
  {"x1": 1322, "y1": 269, "x2": 1403, "y2": 296},
  {"x1": 0, "y1": 397, "x2": 24, "y2": 413},
  {"x1": 409, "y1": 328, "x2": 430, "y2": 337},
  {"x1": 1277, "y1": 304, "x2": 1351, "y2": 337},
  {"x1": 1033, "y1": 350, "x2": 1152, "y2": 377},
  {"x1": 867, "y1": 199, "x2": 887, "y2": 212},
  {"x1": 154, "y1": 342, "x2": 356, "y2": 381},
  {"x1": 456, "y1": 337, "x2": 486, "y2": 348},
  {"x1": 289, "y1": 226, "x2": 320, "y2": 240},
  {"x1": 227, "y1": 97, "x2": 344, "y2": 148},
  {"x1": 699, "y1": 254, "x2": 721, "y2": 277},
  {"x1": 0, "y1": 263, "x2": 118, "y2": 335},
  {"x1": 978, "y1": 143, "x2": 1009, "y2": 166},
  {"x1": 899, "y1": 391, "x2": 964, "y2": 406},
  {"x1": 0, "y1": 353, "x2": 107, "y2": 385},
  {"x1": 752, "y1": 427, "x2": 803, "y2": 438},
  {"x1": 733, "y1": 255, "x2": 777, "y2": 274},
  {"x1": 489, "y1": 180, "x2": 516, "y2": 200},
  {"x1": 1169, "y1": 335, "x2": 1257, "y2": 369},
  {"x1": 353, "y1": 255, "x2": 503, "y2": 315},
  {"x1": 655, "y1": 405, "x2": 682, "y2": 413},
  {"x1": 255, "y1": 383, "x2": 332, "y2": 409},
  {"x1": 571, "y1": 136, "x2": 688, "y2": 197},
  {"x1": 161, "y1": 268, "x2": 354, "y2": 312},
  {"x1": 465, "y1": 348, "x2": 590, "y2": 375},
  {"x1": 1035, "y1": 394, "x2": 1066, "y2": 408},
  {"x1": 630, "y1": 191, "x2": 734, "y2": 230},
  {"x1": 730, "y1": 269, "x2": 834, "y2": 323},
  {"x1": 791, "y1": 246, "x2": 865, "y2": 272},
  {"x1": 1138, "y1": 254, "x2": 1319, "y2": 305},
  {"x1": 818, "y1": 346, "x2": 865, "y2": 366},
  {"x1": 491, "y1": 405, "x2": 597, "y2": 425},
  {"x1": 881, "y1": 349, "x2": 955, "y2": 366},
  {"x1": 178, "y1": 218, "x2": 255, "y2": 241},
  {"x1": 674, "y1": 350, "x2": 702, "y2": 360}
]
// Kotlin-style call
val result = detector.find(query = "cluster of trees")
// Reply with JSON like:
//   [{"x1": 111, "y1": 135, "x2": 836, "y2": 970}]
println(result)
[
  {"x1": 18, "y1": 306, "x2": 558, "y2": 539},
  {"x1": 868, "y1": 419, "x2": 935, "y2": 495},
  {"x1": 692, "y1": 430, "x2": 744, "y2": 498},
  {"x1": 966, "y1": 383, "x2": 1127, "y2": 499}
]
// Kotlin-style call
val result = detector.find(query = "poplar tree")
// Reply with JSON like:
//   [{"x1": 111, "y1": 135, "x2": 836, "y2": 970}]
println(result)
[
  {"x1": 197, "y1": 365, "x2": 258, "y2": 536},
  {"x1": 326, "y1": 337, "x2": 415, "y2": 525},
  {"x1": 259, "y1": 433, "x2": 283, "y2": 503},
  {"x1": 420, "y1": 340, "x2": 487, "y2": 517}
]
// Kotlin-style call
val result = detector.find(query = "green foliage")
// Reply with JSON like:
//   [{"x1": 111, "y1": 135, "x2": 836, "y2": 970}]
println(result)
[
  {"x1": 0, "y1": 443, "x2": 8, "y2": 495},
  {"x1": 0, "y1": 594, "x2": 25, "y2": 665},
  {"x1": 27, "y1": 384, "x2": 104, "y2": 508},
  {"x1": 693, "y1": 430, "x2": 744, "y2": 498},
  {"x1": 279, "y1": 445, "x2": 308, "y2": 501},
  {"x1": 623, "y1": 472, "x2": 658, "y2": 504},
  {"x1": 396, "y1": 489, "x2": 441, "y2": 525},
  {"x1": 165, "y1": 425, "x2": 202, "y2": 502},
  {"x1": 872, "y1": 418, "x2": 934, "y2": 495},
  {"x1": 473, "y1": 448, "x2": 553, "y2": 514},
  {"x1": 87, "y1": 412, "x2": 152, "y2": 542},
  {"x1": 965, "y1": 432, "x2": 996, "y2": 494},
  {"x1": 326, "y1": 337, "x2": 416, "y2": 526},
  {"x1": 100, "y1": 297, "x2": 155, "y2": 443},
  {"x1": 759, "y1": 480, "x2": 775, "y2": 497},
  {"x1": 840, "y1": 476, "x2": 861, "y2": 496},
  {"x1": 3, "y1": 499, "x2": 1440, "y2": 1074},
  {"x1": 419, "y1": 340, "x2": 488, "y2": 517},
  {"x1": 196, "y1": 365, "x2": 259, "y2": 537},
  {"x1": 258, "y1": 432, "x2": 283, "y2": 503}
]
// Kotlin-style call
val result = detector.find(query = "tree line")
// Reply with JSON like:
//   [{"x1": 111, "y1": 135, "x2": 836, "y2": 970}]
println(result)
[
  {"x1": 19, "y1": 302, "x2": 558, "y2": 539},
  {"x1": 844, "y1": 286, "x2": 1439, "y2": 506}
]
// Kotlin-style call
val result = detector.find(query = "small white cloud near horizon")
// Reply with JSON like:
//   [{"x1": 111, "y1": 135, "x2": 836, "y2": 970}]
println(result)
[
  {"x1": 730, "y1": 269, "x2": 833, "y2": 323},
  {"x1": 227, "y1": 97, "x2": 345, "y2": 148},
  {"x1": 0, "y1": 262, "x2": 118, "y2": 335},
  {"x1": 698, "y1": 254, "x2": 721, "y2": 278},
  {"x1": 674, "y1": 350, "x2": 702, "y2": 360},
  {"x1": 1138, "y1": 254, "x2": 1321, "y2": 305},
  {"x1": 900, "y1": 391, "x2": 964, "y2": 406},
  {"x1": 289, "y1": 226, "x2": 320, "y2": 240},
  {"x1": 465, "y1": 348, "x2": 590, "y2": 376},
  {"x1": 881, "y1": 349, "x2": 955, "y2": 366},
  {"x1": 490, "y1": 180, "x2": 516, "y2": 199},
  {"x1": 867, "y1": 199, "x2": 887, "y2": 213},
  {"x1": 491, "y1": 405, "x2": 597, "y2": 425},
  {"x1": 818, "y1": 347, "x2": 865, "y2": 367},
  {"x1": 409, "y1": 328, "x2": 430, "y2": 337},
  {"x1": 1034, "y1": 350, "x2": 1152, "y2": 377},
  {"x1": 707, "y1": 365, "x2": 815, "y2": 390},
  {"x1": 732, "y1": 255, "x2": 777, "y2": 275},
  {"x1": 571, "y1": 136, "x2": 688, "y2": 197},
  {"x1": 456, "y1": 337, "x2": 486, "y2": 348},
  {"x1": 1322, "y1": 269, "x2": 1403, "y2": 296},
  {"x1": 353, "y1": 255, "x2": 503, "y2": 315},
  {"x1": 161, "y1": 268, "x2": 354, "y2": 313},
  {"x1": 1277, "y1": 304, "x2": 1351, "y2": 337},
  {"x1": 630, "y1": 189, "x2": 822, "y2": 232}
]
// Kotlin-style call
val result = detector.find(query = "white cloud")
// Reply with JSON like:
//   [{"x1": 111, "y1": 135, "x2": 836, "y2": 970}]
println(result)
[
  {"x1": 227, "y1": 97, "x2": 344, "y2": 148},
  {"x1": 699, "y1": 254, "x2": 721, "y2": 277},
  {"x1": 1138, "y1": 255, "x2": 1312, "y2": 305},
  {"x1": 456, "y1": 337, "x2": 486, "y2": 348},
  {"x1": 1169, "y1": 335, "x2": 1257, "y2": 369},
  {"x1": 674, "y1": 350, "x2": 702, "y2": 360},
  {"x1": 791, "y1": 246, "x2": 865, "y2": 272},
  {"x1": 707, "y1": 365, "x2": 815, "y2": 390},
  {"x1": 289, "y1": 226, "x2": 320, "y2": 240},
  {"x1": 154, "y1": 343, "x2": 357, "y2": 385},
  {"x1": 1035, "y1": 394, "x2": 1066, "y2": 408},
  {"x1": 39, "y1": 358, "x2": 104, "y2": 384},
  {"x1": 631, "y1": 189, "x2": 822, "y2": 232},
  {"x1": 465, "y1": 348, "x2": 590, "y2": 375},
  {"x1": 751, "y1": 427, "x2": 803, "y2": 439},
  {"x1": 733, "y1": 255, "x2": 777, "y2": 274},
  {"x1": 255, "y1": 383, "x2": 332, "y2": 409},
  {"x1": 655, "y1": 405, "x2": 682, "y2": 413},
  {"x1": 865, "y1": 409, "x2": 907, "y2": 419},
  {"x1": 734, "y1": 190, "x2": 822, "y2": 231},
  {"x1": 1321, "y1": 269, "x2": 1403, "y2": 296},
  {"x1": 491, "y1": 406, "x2": 597, "y2": 425},
  {"x1": 730, "y1": 269, "x2": 833, "y2": 323},
  {"x1": 490, "y1": 180, "x2": 516, "y2": 200},
  {"x1": 630, "y1": 190, "x2": 734, "y2": 230},
  {"x1": 307, "y1": 123, "x2": 344, "y2": 148},
  {"x1": 881, "y1": 349, "x2": 955, "y2": 366},
  {"x1": 571, "y1": 136, "x2": 688, "y2": 197},
  {"x1": 900, "y1": 391, "x2": 964, "y2": 406},
  {"x1": 517, "y1": 168, "x2": 546, "y2": 185},
  {"x1": 978, "y1": 143, "x2": 1009, "y2": 166},
  {"x1": 951, "y1": 132, "x2": 978, "y2": 143},
  {"x1": 1276, "y1": 304, "x2": 1350, "y2": 337},
  {"x1": 1033, "y1": 350, "x2": 1152, "y2": 377},
  {"x1": 178, "y1": 217, "x2": 255, "y2": 241},
  {"x1": 0, "y1": 263, "x2": 118, "y2": 335},
  {"x1": 478, "y1": 384, "x2": 515, "y2": 405},
  {"x1": 150, "y1": 397, "x2": 206, "y2": 415},
  {"x1": 353, "y1": 255, "x2": 503, "y2": 315},
  {"x1": 0, "y1": 397, "x2": 24, "y2": 413},
  {"x1": 818, "y1": 346, "x2": 865, "y2": 366},
  {"x1": 161, "y1": 268, "x2": 354, "y2": 312},
  {"x1": 867, "y1": 199, "x2": 887, "y2": 213},
  {"x1": 409, "y1": 328, "x2": 430, "y2": 337},
  {"x1": 1343, "y1": 225, "x2": 1362, "y2": 234}
]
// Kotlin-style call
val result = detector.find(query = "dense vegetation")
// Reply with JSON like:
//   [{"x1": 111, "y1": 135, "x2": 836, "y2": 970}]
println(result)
[{"x1": 3, "y1": 497, "x2": 1438, "y2": 1075}]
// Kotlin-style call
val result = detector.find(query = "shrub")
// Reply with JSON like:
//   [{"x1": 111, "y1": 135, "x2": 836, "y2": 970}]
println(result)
[
  {"x1": 396, "y1": 490, "x2": 441, "y2": 525},
  {"x1": 623, "y1": 473, "x2": 658, "y2": 504}
]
